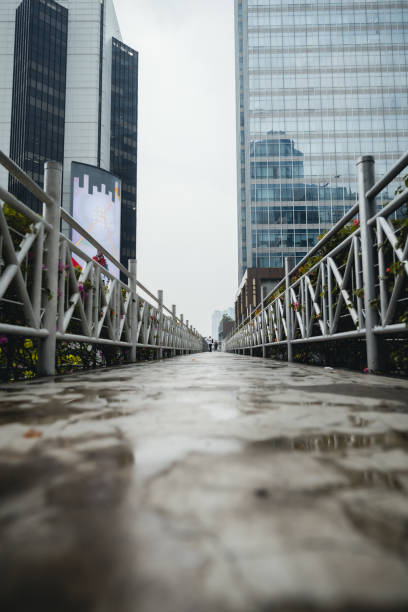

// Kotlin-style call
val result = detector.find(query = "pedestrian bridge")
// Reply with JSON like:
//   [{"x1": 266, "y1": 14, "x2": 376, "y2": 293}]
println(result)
[
  {"x1": 1, "y1": 150, "x2": 408, "y2": 610},
  {"x1": 1, "y1": 150, "x2": 408, "y2": 379},
  {"x1": 0, "y1": 351, "x2": 408, "y2": 611}
]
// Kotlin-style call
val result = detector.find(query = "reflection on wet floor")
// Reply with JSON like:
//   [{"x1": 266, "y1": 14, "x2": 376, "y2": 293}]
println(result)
[
  {"x1": 0, "y1": 352, "x2": 408, "y2": 612},
  {"x1": 292, "y1": 383, "x2": 408, "y2": 410},
  {"x1": 0, "y1": 385, "x2": 140, "y2": 426},
  {"x1": 342, "y1": 468, "x2": 403, "y2": 491},
  {"x1": 0, "y1": 403, "x2": 83, "y2": 426},
  {"x1": 250, "y1": 431, "x2": 408, "y2": 453},
  {"x1": 348, "y1": 414, "x2": 371, "y2": 427}
]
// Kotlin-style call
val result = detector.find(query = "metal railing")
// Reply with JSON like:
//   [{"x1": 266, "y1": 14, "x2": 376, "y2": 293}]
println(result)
[
  {"x1": 225, "y1": 153, "x2": 408, "y2": 373},
  {"x1": 0, "y1": 152, "x2": 203, "y2": 376}
]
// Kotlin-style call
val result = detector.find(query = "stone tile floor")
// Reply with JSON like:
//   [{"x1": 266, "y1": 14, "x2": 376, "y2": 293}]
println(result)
[{"x1": 0, "y1": 352, "x2": 407, "y2": 612}]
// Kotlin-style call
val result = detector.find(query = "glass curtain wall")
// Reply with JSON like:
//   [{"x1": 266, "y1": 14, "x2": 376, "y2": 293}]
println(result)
[
  {"x1": 236, "y1": 0, "x2": 408, "y2": 280},
  {"x1": 110, "y1": 38, "x2": 138, "y2": 273},
  {"x1": 9, "y1": 0, "x2": 68, "y2": 214}
]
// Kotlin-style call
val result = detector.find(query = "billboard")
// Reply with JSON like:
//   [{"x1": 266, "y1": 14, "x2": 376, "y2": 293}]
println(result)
[{"x1": 71, "y1": 162, "x2": 121, "y2": 278}]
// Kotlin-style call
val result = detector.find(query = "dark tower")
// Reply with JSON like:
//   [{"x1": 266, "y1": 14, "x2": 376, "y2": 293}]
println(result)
[
  {"x1": 110, "y1": 38, "x2": 138, "y2": 272},
  {"x1": 9, "y1": 0, "x2": 68, "y2": 213}
]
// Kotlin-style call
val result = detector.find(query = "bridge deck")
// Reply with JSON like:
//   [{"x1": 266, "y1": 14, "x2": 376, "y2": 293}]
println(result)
[{"x1": 0, "y1": 353, "x2": 408, "y2": 612}]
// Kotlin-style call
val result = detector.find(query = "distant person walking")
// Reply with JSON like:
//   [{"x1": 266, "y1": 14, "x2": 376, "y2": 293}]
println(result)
[
  {"x1": 207, "y1": 337, "x2": 213, "y2": 352},
  {"x1": 214, "y1": 341, "x2": 218, "y2": 352}
]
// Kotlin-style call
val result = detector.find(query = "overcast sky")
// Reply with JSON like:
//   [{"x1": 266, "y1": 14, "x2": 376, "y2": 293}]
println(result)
[{"x1": 114, "y1": 0, "x2": 237, "y2": 336}]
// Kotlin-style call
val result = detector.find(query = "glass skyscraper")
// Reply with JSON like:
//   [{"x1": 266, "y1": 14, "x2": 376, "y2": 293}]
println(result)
[
  {"x1": 235, "y1": 0, "x2": 408, "y2": 281},
  {"x1": 9, "y1": 0, "x2": 68, "y2": 214},
  {"x1": 0, "y1": 0, "x2": 138, "y2": 269},
  {"x1": 111, "y1": 38, "x2": 138, "y2": 268}
]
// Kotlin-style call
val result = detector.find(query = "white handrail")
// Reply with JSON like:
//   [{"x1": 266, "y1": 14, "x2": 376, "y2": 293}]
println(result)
[
  {"x1": 0, "y1": 153, "x2": 203, "y2": 376},
  {"x1": 226, "y1": 152, "x2": 408, "y2": 374}
]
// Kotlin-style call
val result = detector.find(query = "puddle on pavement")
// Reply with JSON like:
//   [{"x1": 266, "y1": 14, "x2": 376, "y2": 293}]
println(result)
[
  {"x1": 85, "y1": 408, "x2": 133, "y2": 421},
  {"x1": 0, "y1": 403, "x2": 84, "y2": 426},
  {"x1": 341, "y1": 467, "x2": 403, "y2": 491},
  {"x1": 0, "y1": 433, "x2": 133, "y2": 496},
  {"x1": 250, "y1": 431, "x2": 408, "y2": 453},
  {"x1": 291, "y1": 383, "x2": 408, "y2": 411},
  {"x1": 341, "y1": 497, "x2": 408, "y2": 557},
  {"x1": 76, "y1": 376, "x2": 133, "y2": 384},
  {"x1": 50, "y1": 373, "x2": 137, "y2": 386},
  {"x1": 0, "y1": 385, "x2": 134, "y2": 425}
]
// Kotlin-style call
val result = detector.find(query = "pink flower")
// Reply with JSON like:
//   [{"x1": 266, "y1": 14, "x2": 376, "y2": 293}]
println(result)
[
  {"x1": 78, "y1": 283, "x2": 84, "y2": 293},
  {"x1": 0, "y1": 336, "x2": 8, "y2": 345},
  {"x1": 353, "y1": 219, "x2": 360, "y2": 226},
  {"x1": 363, "y1": 367, "x2": 369, "y2": 374},
  {"x1": 93, "y1": 252, "x2": 108, "y2": 269}
]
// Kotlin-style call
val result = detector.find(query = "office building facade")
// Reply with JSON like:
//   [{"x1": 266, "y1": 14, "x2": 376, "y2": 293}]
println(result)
[
  {"x1": 8, "y1": 0, "x2": 68, "y2": 213},
  {"x1": 235, "y1": 0, "x2": 408, "y2": 281},
  {"x1": 110, "y1": 38, "x2": 138, "y2": 266},
  {"x1": 0, "y1": 0, "x2": 138, "y2": 269}
]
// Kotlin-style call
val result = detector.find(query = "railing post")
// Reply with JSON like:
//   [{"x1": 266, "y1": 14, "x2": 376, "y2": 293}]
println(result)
[
  {"x1": 157, "y1": 290, "x2": 164, "y2": 359},
  {"x1": 249, "y1": 305, "x2": 254, "y2": 356},
  {"x1": 186, "y1": 320, "x2": 190, "y2": 354},
  {"x1": 285, "y1": 257, "x2": 293, "y2": 363},
  {"x1": 38, "y1": 161, "x2": 62, "y2": 376},
  {"x1": 180, "y1": 314, "x2": 184, "y2": 354},
  {"x1": 172, "y1": 305, "x2": 177, "y2": 356},
  {"x1": 261, "y1": 285, "x2": 266, "y2": 358},
  {"x1": 129, "y1": 259, "x2": 137, "y2": 362},
  {"x1": 356, "y1": 155, "x2": 378, "y2": 373}
]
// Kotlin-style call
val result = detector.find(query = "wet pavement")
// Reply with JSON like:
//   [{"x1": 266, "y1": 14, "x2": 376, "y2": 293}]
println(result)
[{"x1": 0, "y1": 352, "x2": 408, "y2": 612}]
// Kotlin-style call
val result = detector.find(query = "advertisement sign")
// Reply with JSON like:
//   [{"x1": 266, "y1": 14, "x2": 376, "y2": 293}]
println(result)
[{"x1": 71, "y1": 162, "x2": 121, "y2": 278}]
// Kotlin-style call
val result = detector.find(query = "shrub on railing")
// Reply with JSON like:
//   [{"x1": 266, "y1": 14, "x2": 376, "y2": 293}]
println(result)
[
  {"x1": 0, "y1": 205, "x2": 38, "y2": 380},
  {"x1": 0, "y1": 203, "x2": 156, "y2": 380},
  {"x1": 228, "y1": 172, "x2": 408, "y2": 375},
  {"x1": 271, "y1": 182, "x2": 407, "y2": 333},
  {"x1": 0, "y1": 333, "x2": 133, "y2": 381},
  {"x1": 292, "y1": 218, "x2": 361, "y2": 283},
  {"x1": 0, "y1": 336, "x2": 38, "y2": 381},
  {"x1": 377, "y1": 195, "x2": 408, "y2": 330}
]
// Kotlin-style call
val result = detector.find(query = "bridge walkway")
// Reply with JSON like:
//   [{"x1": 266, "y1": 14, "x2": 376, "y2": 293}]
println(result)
[{"x1": 0, "y1": 352, "x2": 408, "y2": 611}]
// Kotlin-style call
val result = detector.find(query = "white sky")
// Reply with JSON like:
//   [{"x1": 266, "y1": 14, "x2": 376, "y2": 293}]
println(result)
[{"x1": 114, "y1": 0, "x2": 237, "y2": 336}]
